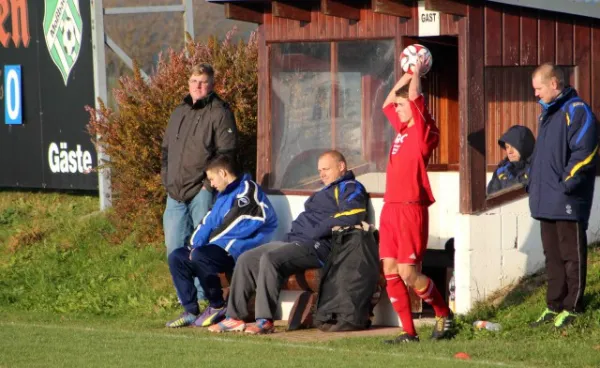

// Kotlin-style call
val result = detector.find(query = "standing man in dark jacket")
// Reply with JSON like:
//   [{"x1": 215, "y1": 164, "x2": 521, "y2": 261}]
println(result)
[
  {"x1": 161, "y1": 63, "x2": 238, "y2": 301},
  {"x1": 487, "y1": 125, "x2": 535, "y2": 195},
  {"x1": 207, "y1": 150, "x2": 368, "y2": 335},
  {"x1": 528, "y1": 63, "x2": 598, "y2": 329}
]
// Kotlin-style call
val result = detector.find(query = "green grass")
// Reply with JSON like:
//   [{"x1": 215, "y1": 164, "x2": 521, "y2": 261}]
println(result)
[
  {"x1": 1, "y1": 311, "x2": 600, "y2": 368},
  {"x1": 0, "y1": 191, "x2": 178, "y2": 317},
  {"x1": 1, "y1": 191, "x2": 600, "y2": 367}
]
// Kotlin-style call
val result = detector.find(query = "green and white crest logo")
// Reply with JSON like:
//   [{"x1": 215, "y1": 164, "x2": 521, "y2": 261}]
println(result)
[{"x1": 43, "y1": 0, "x2": 83, "y2": 86}]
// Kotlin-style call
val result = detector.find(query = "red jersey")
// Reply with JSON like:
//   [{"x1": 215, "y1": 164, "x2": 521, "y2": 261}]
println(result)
[{"x1": 382, "y1": 95, "x2": 439, "y2": 205}]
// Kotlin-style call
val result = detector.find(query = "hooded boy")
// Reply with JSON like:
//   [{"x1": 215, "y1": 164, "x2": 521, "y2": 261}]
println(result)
[{"x1": 487, "y1": 125, "x2": 536, "y2": 195}]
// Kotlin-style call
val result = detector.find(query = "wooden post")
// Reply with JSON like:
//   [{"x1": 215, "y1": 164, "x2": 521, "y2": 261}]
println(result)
[{"x1": 458, "y1": 2, "x2": 486, "y2": 214}]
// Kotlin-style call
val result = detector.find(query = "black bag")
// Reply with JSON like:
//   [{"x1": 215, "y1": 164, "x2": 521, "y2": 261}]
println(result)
[{"x1": 313, "y1": 223, "x2": 380, "y2": 332}]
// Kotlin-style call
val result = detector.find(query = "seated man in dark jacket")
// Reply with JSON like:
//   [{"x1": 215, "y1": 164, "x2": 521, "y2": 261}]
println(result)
[
  {"x1": 208, "y1": 150, "x2": 368, "y2": 334},
  {"x1": 487, "y1": 125, "x2": 535, "y2": 195},
  {"x1": 165, "y1": 155, "x2": 277, "y2": 328}
]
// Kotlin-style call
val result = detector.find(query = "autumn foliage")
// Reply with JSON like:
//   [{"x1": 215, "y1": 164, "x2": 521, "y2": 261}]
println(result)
[{"x1": 87, "y1": 30, "x2": 258, "y2": 242}]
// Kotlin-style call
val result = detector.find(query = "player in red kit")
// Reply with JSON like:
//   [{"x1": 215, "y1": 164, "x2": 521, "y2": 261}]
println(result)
[{"x1": 380, "y1": 58, "x2": 453, "y2": 344}]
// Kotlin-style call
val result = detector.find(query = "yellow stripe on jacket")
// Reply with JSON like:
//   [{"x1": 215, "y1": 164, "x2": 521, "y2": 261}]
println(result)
[
  {"x1": 565, "y1": 144, "x2": 599, "y2": 181},
  {"x1": 333, "y1": 208, "x2": 366, "y2": 218}
]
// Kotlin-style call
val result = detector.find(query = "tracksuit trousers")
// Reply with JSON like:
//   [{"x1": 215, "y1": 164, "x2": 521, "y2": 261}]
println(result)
[
  {"x1": 540, "y1": 219, "x2": 588, "y2": 313},
  {"x1": 226, "y1": 241, "x2": 321, "y2": 321},
  {"x1": 168, "y1": 245, "x2": 235, "y2": 314}
]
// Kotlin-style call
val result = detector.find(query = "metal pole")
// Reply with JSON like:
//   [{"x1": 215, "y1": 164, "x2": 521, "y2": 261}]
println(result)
[
  {"x1": 183, "y1": 0, "x2": 195, "y2": 41},
  {"x1": 105, "y1": 36, "x2": 150, "y2": 81},
  {"x1": 91, "y1": 0, "x2": 112, "y2": 210}
]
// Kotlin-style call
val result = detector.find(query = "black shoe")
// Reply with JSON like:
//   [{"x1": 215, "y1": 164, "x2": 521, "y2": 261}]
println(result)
[
  {"x1": 431, "y1": 312, "x2": 454, "y2": 340},
  {"x1": 529, "y1": 308, "x2": 558, "y2": 328},
  {"x1": 383, "y1": 332, "x2": 420, "y2": 344}
]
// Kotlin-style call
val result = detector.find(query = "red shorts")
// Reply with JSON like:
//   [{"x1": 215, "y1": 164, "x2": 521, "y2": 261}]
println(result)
[{"x1": 379, "y1": 203, "x2": 428, "y2": 264}]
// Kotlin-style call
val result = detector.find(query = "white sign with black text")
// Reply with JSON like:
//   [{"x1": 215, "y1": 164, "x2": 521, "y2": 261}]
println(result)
[{"x1": 418, "y1": 1, "x2": 441, "y2": 37}]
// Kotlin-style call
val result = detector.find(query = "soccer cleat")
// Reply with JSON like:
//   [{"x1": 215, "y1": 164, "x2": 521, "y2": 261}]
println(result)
[
  {"x1": 192, "y1": 305, "x2": 227, "y2": 327},
  {"x1": 165, "y1": 311, "x2": 198, "y2": 328},
  {"x1": 208, "y1": 317, "x2": 246, "y2": 333},
  {"x1": 430, "y1": 312, "x2": 454, "y2": 340},
  {"x1": 383, "y1": 332, "x2": 420, "y2": 344},
  {"x1": 529, "y1": 308, "x2": 558, "y2": 328},
  {"x1": 554, "y1": 310, "x2": 577, "y2": 328},
  {"x1": 244, "y1": 318, "x2": 275, "y2": 335}
]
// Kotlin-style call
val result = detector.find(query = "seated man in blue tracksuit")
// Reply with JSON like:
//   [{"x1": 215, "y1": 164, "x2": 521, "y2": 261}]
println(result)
[
  {"x1": 487, "y1": 125, "x2": 536, "y2": 195},
  {"x1": 208, "y1": 150, "x2": 368, "y2": 335},
  {"x1": 165, "y1": 155, "x2": 277, "y2": 328}
]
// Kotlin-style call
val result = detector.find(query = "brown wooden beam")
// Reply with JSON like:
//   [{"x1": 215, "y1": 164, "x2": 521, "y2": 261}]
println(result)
[
  {"x1": 371, "y1": 0, "x2": 412, "y2": 18},
  {"x1": 224, "y1": 3, "x2": 264, "y2": 24},
  {"x1": 425, "y1": 0, "x2": 467, "y2": 17},
  {"x1": 485, "y1": 186, "x2": 527, "y2": 209},
  {"x1": 256, "y1": 24, "x2": 269, "y2": 186},
  {"x1": 272, "y1": 1, "x2": 312, "y2": 22},
  {"x1": 458, "y1": 3, "x2": 486, "y2": 214},
  {"x1": 320, "y1": 0, "x2": 361, "y2": 21}
]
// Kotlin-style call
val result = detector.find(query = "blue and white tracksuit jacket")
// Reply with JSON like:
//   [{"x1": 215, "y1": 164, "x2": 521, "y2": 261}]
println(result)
[{"x1": 190, "y1": 173, "x2": 277, "y2": 260}]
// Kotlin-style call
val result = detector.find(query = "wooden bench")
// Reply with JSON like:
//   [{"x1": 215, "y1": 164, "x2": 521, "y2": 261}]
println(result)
[{"x1": 219, "y1": 269, "x2": 386, "y2": 330}]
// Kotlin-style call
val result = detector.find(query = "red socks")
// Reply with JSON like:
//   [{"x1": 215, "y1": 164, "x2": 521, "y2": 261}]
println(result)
[
  {"x1": 414, "y1": 277, "x2": 450, "y2": 318},
  {"x1": 385, "y1": 274, "x2": 416, "y2": 336},
  {"x1": 386, "y1": 275, "x2": 450, "y2": 336}
]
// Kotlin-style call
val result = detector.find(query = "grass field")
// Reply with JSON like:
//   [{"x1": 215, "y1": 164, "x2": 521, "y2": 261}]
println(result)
[{"x1": 1, "y1": 192, "x2": 600, "y2": 367}]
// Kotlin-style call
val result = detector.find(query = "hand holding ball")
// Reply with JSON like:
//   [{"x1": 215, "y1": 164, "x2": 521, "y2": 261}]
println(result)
[{"x1": 400, "y1": 44, "x2": 432, "y2": 76}]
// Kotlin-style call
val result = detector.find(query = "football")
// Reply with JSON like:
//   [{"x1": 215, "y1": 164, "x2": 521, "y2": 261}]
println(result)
[
  {"x1": 400, "y1": 44, "x2": 433, "y2": 76},
  {"x1": 61, "y1": 16, "x2": 78, "y2": 57}
]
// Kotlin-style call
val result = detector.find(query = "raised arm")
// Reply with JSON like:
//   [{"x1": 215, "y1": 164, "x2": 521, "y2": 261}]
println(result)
[
  {"x1": 383, "y1": 72, "x2": 412, "y2": 108},
  {"x1": 408, "y1": 58, "x2": 424, "y2": 101},
  {"x1": 407, "y1": 58, "x2": 439, "y2": 158}
]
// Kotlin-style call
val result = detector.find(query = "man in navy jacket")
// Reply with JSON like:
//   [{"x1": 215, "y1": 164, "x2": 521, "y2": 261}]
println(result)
[
  {"x1": 208, "y1": 150, "x2": 368, "y2": 334},
  {"x1": 165, "y1": 155, "x2": 277, "y2": 328},
  {"x1": 528, "y1": 63, "x2": 598, "y2": 329}
]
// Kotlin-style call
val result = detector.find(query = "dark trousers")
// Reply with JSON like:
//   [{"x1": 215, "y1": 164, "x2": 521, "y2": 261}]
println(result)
[
  {"x1": 540, "y1": 220, "x2": 588, "y2": 313},
  {"x1": 227, "y1": 241, "x2": 322, "y2": 321},
  {"x1": 168, "y1": 245, "x2": 235, "y2": 314}
]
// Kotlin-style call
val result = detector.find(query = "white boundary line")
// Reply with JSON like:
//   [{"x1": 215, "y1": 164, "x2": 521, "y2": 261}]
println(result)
[{"x1": 0, "y1": 321, "x2": 531, "y2": 368}]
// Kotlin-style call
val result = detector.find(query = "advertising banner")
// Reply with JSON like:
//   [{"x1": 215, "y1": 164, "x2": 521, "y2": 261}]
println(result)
[{"x1": 0, "y1": 0, "x2": 96, "y2": 190}]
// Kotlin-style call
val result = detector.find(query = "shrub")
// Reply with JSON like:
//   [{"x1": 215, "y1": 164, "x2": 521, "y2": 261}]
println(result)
[{"x1": 87, "y1": 29, "x2": 258, "y2": 242}]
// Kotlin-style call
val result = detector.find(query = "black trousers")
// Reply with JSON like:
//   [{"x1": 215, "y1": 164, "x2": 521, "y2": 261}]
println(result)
[{"x1": 540, "y1": 220, "x2": 588, "y2": 313}]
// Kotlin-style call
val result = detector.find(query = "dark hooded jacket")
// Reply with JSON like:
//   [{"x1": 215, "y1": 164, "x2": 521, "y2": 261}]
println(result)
[{"x1": 487, "y1": 125, "x2": 536, "y2": 195}]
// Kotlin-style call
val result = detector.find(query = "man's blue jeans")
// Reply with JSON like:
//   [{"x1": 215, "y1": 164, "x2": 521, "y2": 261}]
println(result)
[{"x1": 163, "y1": 188, "x2": 213, "y2": 301}]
